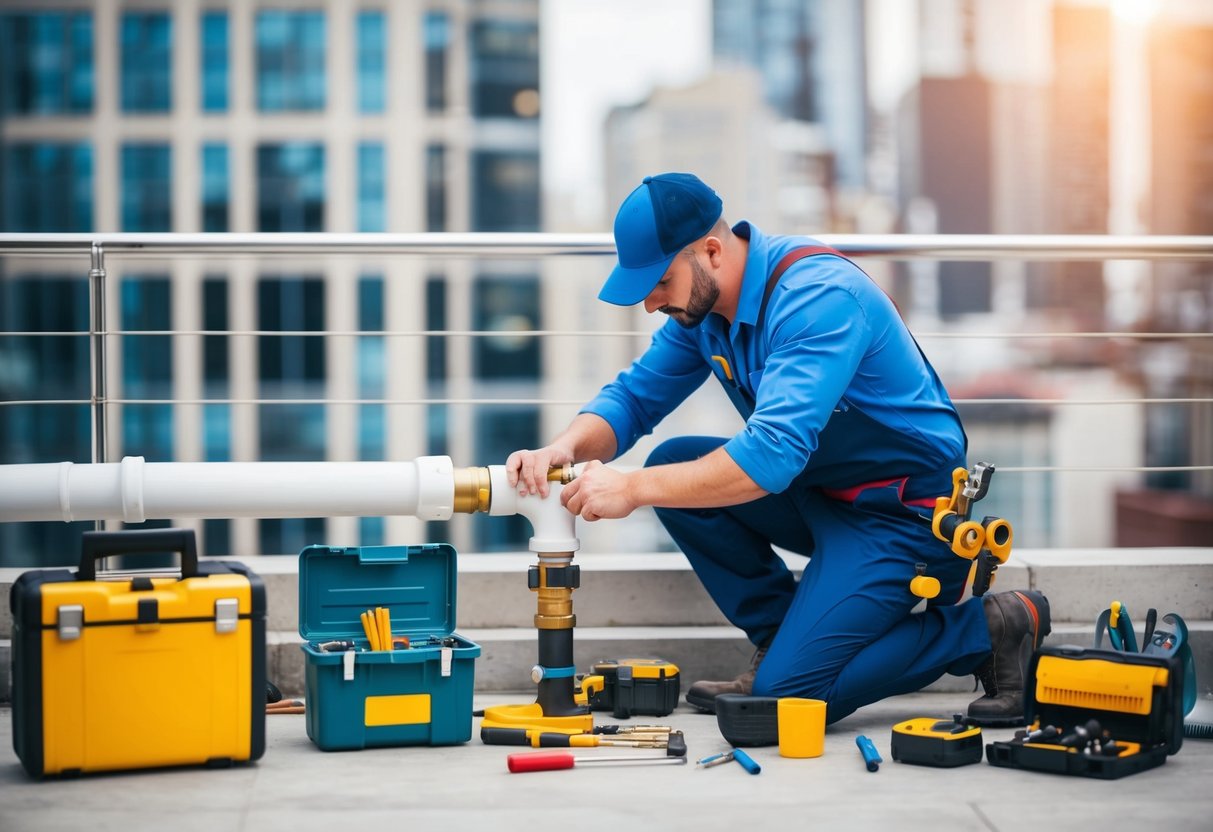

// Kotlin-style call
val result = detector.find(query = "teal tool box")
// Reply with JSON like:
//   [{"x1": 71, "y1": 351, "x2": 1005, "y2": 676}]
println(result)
[{"x1": 298, "y1": 544, "x2": 480, "y2": 751}]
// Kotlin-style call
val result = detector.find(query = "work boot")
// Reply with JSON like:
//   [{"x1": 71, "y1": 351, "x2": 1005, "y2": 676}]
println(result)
[
  {"x1": 968, "y1": 590, "x2": 1051, "y2": 727},
  {"x1": 685, "y1": 645, "x2": 767, "y2": 713}
]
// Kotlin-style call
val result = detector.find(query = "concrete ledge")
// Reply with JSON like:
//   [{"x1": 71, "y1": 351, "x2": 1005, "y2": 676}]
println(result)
[
  {"x1": 263, "y1": 620, "x2": 1213, "y2": 700},
  {"x1": 4, "y1": 548, "x2": 1211, "y2": 705},
  {"x1": 3, "y1": 548, "x2": 1210, "y2": 636}
]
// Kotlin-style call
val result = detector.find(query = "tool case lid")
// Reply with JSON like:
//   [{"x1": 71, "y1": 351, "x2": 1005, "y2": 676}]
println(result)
[
  {"x1": 298, "y1": 544, "x2": 458, "y2": 643},
  {"x1": 1025, "y1": 644, "x2": 1185, "y2": 756}
]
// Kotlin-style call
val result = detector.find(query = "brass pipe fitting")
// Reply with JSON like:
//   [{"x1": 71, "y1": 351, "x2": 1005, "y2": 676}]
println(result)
[
  {"x1": 547, "y1": 464, "x2": 576, "y2": 484},
  {"x1": 532, "y1": 560, "x2": 577, "y2": 630},
  {"x1": 535, "y1": 586, "x2": 576, "y2": 630},
  {"x1": 452, "y1": 466, "x2": 492, "y2": 514}
]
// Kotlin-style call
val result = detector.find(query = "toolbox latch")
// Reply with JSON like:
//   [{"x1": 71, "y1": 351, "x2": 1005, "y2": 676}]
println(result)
[
  {"x1": 57, "y1": 604, "x2": 84, "y2": 641},
  {"x1": 215, "y1": 598, "x2": 239, "y2": 633},
  {"x1": 441, "y1": 646, "x2": 453, "y2": 677}
]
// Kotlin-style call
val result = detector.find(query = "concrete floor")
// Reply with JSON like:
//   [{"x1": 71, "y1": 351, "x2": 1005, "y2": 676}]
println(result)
[{"x1": 3, "y1": 691, "x2": 1212, "y2": 832}]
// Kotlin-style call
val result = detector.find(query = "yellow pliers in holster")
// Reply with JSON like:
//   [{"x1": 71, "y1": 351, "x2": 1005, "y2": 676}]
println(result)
[{"x1": 929, "y1": 462, "x2": 1014, "y2": 597}]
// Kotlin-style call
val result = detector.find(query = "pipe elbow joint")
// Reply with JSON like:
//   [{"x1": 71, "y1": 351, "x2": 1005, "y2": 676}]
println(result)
[{"x1": 486, "y1": 465, "x2": 579, "y2": 554}]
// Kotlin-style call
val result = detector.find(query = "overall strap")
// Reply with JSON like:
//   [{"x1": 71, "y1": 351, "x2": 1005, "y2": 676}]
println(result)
[{"x1": 756, "y1": 245, "x2": 847, "y2": 331}]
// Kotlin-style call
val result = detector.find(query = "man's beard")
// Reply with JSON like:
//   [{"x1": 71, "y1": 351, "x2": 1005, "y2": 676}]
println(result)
[{"x1": 662, "y1": 256, "x2": 719, "y2": 328}]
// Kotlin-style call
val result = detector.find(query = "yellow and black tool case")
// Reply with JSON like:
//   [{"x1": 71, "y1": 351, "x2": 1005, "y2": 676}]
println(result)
[
  {"x1": 986, "y1": 645, "x2": 1184, "y2": 779},
  {"x1": 10, "y1": 528, "x2": 266, "y2": 778}
]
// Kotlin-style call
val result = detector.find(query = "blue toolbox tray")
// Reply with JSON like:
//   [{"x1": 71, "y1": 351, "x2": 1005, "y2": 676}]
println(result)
[{"x1": 298, "y1": 544, "x2": 480, "y2": 751}]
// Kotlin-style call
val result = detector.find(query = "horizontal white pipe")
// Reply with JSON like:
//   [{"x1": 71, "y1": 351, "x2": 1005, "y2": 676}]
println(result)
[
  {"x1": 0, "y1": 456, "x2": 458, "y2": 524},
  {"x1": 0, "y1": 456, "x2": 581, "y2": 555}
]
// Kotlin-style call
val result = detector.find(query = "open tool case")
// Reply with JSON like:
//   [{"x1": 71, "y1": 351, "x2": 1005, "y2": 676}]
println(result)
[
  {"x1": 987, "y1": 645, "x2": 1184, "y2": 779},
  {"x1": 299, "y1": 544, "x2": 480, "y2": 751}
]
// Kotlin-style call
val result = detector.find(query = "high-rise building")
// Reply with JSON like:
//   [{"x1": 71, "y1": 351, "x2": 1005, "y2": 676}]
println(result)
[
  {"x1": 712, "y1": 0, "x2": 868, "y2": 191},
  {"x1": 1141, "y1": 16, "x2": 1213, "y2": 500},
  {"x1": 0, "y1": 1, "x2": 542, "y2": 564}
]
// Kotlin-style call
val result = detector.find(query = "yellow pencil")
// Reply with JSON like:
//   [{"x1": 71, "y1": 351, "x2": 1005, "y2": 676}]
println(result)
[
  {"x1": 361, "y1": 610, "x2": 379, "y2": 650},
  {"x1": 377, "y1": 607, "x2": 391, "y2": 651}
]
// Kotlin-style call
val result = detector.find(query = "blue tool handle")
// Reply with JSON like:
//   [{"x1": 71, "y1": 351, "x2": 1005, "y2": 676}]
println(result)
[
  {"x1": 856, "y1": 735, "x2": 882, "y2": 772},
  {"x1": 732, "y1": 748, "x2": 761, "y2": 775}
]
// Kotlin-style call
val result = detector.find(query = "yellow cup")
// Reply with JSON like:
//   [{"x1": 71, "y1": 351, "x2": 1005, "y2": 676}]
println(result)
[{"x1": 778, "y1": 697, "x2": 826, "y2": 758}]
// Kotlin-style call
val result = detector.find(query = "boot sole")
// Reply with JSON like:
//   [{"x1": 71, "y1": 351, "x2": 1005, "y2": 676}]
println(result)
[
  {"x1": 966, "y1": 713, "x2": 1028, "y2": 728},
  {"x1": 685, "y1": 689, "x2": 719, "y2": 714}
]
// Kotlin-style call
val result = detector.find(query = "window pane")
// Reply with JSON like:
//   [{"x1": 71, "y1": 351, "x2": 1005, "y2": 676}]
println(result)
[
  {"x1": 424, "y1": 12, "x2": 449, "y2": 112},
  {"x1": 357, "y1": 276, "x2": 384, "y2": 461},
  {"x1": 472, "y1": 275, "x2": 540, "y2": 379},
  {"x1": 0, "y1": 12, "x2": 94, "y2": 114},
  {"x1": 425, "y1": 144, "x2": 447, "y2": 232},
  {"x1": 469, "y1": 19, "x2": 539, "y2": 119},
  {"x1": 121, "y1": 12, "x2": 171, "y2": 112},
  {"x1": 256, "y1": 11, "x2": 325, "y2": 112},
  {"x1": 356, "y1": 11, "x2": 385, "y2": 113},
  {"x1": 472, "y1": 151, "x2": 539, "y2": 231},
  {"x1": 202, "y1": 143, "x2": 229, "y2": 232},
  {"x1": 2, "y1": 142, "x2": 93, "y2": 231},
  {"x1": 201, "y1": 11, "x2": 229, "y2": 112},
  {"x1": 257, "y1": 143, "x2": 325, "y2": 231},
  {"x1": 357, "y1": 142, "x2": 385, "y2": 232},
  {"x1": 202, "y1": 277, "x2": 230, "y2": 463},
  {"x1": 121, "y1": 143, "x2": 172, "y2": 231},
  {"x1": 260, "y1": 517, "x2": 326, "y2": 556},
  {"x1": 121, "y1": 277, "x2": 174, "y2": 461},
  {"x1": 257, "y1": 277, "x2": 325, "y2": 461},
  {"x1": 0, "y1": 276, "x2": 90, "y2": 463}
]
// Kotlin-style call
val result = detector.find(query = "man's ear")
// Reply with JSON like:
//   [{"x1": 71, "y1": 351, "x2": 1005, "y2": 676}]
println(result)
[{"x1": 702, "y1": 235, "x2": 724, "y2": 268}]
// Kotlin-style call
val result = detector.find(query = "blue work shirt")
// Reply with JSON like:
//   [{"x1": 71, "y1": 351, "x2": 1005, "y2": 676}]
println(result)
[{"x1": 581, "y1": 221, "x2": 966, "y2": 502}]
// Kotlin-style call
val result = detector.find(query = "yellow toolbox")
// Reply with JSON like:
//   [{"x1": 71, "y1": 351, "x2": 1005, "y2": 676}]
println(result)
[
  {"x1": 986, "y1": 644, "x2": 1185, "y2": 779},
  {"x1": 10, "y1": 529, "x2": 266, "y2": 778}
]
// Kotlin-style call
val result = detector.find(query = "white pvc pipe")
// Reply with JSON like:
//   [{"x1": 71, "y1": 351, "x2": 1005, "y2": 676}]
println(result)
[
  {"x1": 0, "y1": 455, "x2": 581, "y2": 555},
  {"x1": 0, "y1": 456, "x2": 459, "y2": 524}
]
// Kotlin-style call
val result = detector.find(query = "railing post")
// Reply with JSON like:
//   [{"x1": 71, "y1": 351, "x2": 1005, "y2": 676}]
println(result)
[{"x1": 88, "y1": 241, "x2": 108, "y2": 533}]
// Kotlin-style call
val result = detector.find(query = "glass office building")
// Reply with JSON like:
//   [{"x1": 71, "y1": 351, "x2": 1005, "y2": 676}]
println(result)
[{"x1": 0, "y1": 1, "x2": 542, "y2": 563}]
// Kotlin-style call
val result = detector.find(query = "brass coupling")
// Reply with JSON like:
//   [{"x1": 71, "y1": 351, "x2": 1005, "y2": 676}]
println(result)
[
  {"x1": 452, "y1": 466, "x2": 492, "y2": 514},
  {"x1": 547, "y1": 464, "x2": 576, "y2": 484},
  {"x1": 529, "y1": 560, "x2": 578, "y2": 630},
  {"x1": 535, "y1": 587, "x2": 576, "y2": 630}
]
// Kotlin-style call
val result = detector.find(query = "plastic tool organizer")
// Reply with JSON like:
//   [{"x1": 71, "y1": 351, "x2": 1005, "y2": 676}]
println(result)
[{"x1": 298, "y1": 544, "x2": 480, "y2": 751}]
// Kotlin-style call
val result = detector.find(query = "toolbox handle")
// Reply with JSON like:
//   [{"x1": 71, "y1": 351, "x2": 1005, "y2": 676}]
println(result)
[{"x1": 78, "y1": 528, "x2": 199, "y2": 581}]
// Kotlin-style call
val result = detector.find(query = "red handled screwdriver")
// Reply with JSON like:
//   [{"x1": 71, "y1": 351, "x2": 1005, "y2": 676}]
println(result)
[{"x1": 507, "y1": 751, "x2": 688, "y2": 773}]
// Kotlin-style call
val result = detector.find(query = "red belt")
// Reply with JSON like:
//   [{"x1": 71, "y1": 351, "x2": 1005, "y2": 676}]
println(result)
[{"x1": 821, "y1": 477, "x2": 938, "y2": 508}]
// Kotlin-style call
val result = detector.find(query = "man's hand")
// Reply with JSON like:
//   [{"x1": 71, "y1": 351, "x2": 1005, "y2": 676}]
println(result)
[
  {"x1": 505, "y1": 444, "x2": 575, "y2": 498},
  {"x1": 559, "y1": 460, "x2": 636, "y2": 522}
]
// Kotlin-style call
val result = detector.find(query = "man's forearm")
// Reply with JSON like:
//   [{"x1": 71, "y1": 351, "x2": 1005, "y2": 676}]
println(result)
[
  {"x1": 557, "y1": 413, "x2": 619, "y2": 463},
  {"x1": 624, "y1": 447, "x2": 767, "y2": 509}
]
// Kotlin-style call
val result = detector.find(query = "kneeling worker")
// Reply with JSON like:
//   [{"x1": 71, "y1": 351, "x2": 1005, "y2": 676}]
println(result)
[{"x1": 506, "y1": 172, "x2": 1049, "y2": 726}]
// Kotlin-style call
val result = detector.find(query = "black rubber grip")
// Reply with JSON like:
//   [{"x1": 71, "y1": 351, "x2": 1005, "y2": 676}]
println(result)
[{"x1": 78, "y1": 528, "x2": 199, "y2": 581}]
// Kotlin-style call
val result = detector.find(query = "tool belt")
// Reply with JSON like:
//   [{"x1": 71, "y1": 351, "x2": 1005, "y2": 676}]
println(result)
[{"x1": 820, "y1": 475, "x2": 939, "y2": 508}]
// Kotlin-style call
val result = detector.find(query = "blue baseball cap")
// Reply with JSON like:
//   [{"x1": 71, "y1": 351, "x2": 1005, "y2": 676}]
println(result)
[{"x1": 598, "y1": 173, "x2": 723, "y2": 306}]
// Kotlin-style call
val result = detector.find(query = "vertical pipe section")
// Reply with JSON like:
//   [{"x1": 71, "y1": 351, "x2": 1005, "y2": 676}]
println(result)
[
  {"x1": 88, "y1": 242, "x2": 107, "y2": 468},
  {"x1": 88, "y1": 242, "x2": 108, "y2": 537}
]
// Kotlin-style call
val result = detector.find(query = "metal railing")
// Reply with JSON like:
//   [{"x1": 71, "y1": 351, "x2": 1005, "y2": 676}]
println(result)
[{"x1": 1, "y1": 232, "x2": 1212, "y2": 483}]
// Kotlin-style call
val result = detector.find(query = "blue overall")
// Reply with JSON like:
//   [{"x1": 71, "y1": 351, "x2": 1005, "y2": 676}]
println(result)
[{"x1": 582, "y1": 222, "x2": 993, "y2": 723}]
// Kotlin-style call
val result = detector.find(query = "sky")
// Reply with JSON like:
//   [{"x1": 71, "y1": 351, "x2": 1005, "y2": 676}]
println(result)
[{"x1": 540, "y1": 0, "x2": 712, "y2": 229}]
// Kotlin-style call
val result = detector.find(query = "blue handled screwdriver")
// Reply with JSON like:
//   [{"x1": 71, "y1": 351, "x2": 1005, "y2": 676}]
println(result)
[
  {"x1": 856, "y1": 735, "x2": 882, "y2": 772},
  {"x1": 697, "y1": 748, "x2": 761, "y2": 774}
]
